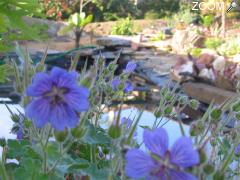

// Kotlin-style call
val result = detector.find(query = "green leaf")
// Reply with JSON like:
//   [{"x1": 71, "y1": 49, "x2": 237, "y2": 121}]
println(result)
[{"x1": 82, "y1": 123, "x2": 110, "y2": 146}]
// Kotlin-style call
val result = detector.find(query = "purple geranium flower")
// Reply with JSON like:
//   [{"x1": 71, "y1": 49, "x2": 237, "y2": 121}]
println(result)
[
  {"x1": 25, "y1": 67, "x2": 89, "y2": 131},
  {"x1": 124, "y1": 61, "x2": 137, "y2": 73},
  {"x1": 235, "y1": 144, "x2": 240, "y2": 155},
  {"x1": 120, "y1": 117, "x2": 137, "y2": 137},
  {"x1": 112, "y1": 77, "x2": 134, "y2": 93},
  {"x1": 125, "y1": 128, "x2": 199, "y2": 180}
]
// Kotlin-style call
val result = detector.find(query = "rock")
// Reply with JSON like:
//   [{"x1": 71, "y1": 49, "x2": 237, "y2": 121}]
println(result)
[
  {"x1": 195, "y1": 53, "x2": 215, "y2": 70},
  {"x1": 96, "y1": 37, "x2": 131, "y2": 47},
  {"x1": 233, "y1": 54, "x2": 240, "y2": 63},
  {"x1": 212, "y1": 56, "x2": 225, "y2": 74},
  {"x1": 161, "y1": 27, "x2": 172, "y2": 35},
  {"x1": 199, "y1": 68, "x2": 215, "y2": 81}
]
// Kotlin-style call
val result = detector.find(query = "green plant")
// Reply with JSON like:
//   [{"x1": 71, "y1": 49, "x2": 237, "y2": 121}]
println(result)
[
  {"x1": 150, "y1": 31, "x2": 166, "y2": 41},
  {"x1": 189, "y1": 48, "x2": 202, "y2": 57},
  {"x1": 58, "y1": 0, "x2": 93, "y2": 48},
  {"x1": 201, "y1": 14, "x2": 214, "y2": 28},
  {"x1": 144, "y1": 10, "x2": 160, "y2": 19},
  {"x1": 111, "y1": 17, "x2": 133, "y2": 36},
  {"x1": 218, "y1": 38, "x2": 240, "y2": 56},
  {"x1": 0, "y1": 0, "x2": 44, "y2": 52},
  {"x1": 205, "y1": 37, "x2": 224, "y2": 50}
]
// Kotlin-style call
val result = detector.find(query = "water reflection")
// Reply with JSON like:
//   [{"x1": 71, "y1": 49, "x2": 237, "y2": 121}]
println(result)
[
  {"x1": 101, "y1": 107, "x2": 190, "y2": 146},
  {"x1": 0, "y1": 104, "x2": 190, "y2": 156}
]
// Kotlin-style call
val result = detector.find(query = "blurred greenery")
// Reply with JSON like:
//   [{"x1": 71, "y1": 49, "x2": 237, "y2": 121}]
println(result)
[
  {"x1": 205, "y1": 37, "x2": 224, "y2": 50},
  {"x1": 0, "y1": 0, "x2": 46, "y2": 52},
  {"x1": 111, "y1": 17, "x2": 134, "y2": 35}
]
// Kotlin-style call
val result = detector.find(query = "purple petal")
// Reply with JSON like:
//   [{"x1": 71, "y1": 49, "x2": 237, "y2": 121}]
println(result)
[
  {"x1": 112, "y1": 76, "x2": 121, "y2": 91},
  {"x1": 17, "y1": 129, "x2": 24, "y2": 140},
  {"x1": 50, "y1": 103, "x2": 79, "y2": 131},
  {"x1": 27, "y1": 72, "x2": 52, "y2": 97},
  {"x1": 25, "y1": 98, "x2": 51, "y2": 128},
  {"x1": 125, "y1": 149, "x2": 157, "y2": 179},
  {"x1": 124, "y1": 61, "x2": 137, "y2": 73},
  {"x1": 120, "y1": 117, "x2": 133, "y2": 129},
  {"x1": 169, "y1": 169, "x2": 197, "y2": 180},
  {"x1": 124, "y1": 81, "x2": 134, "y2": 93},
  {"x1": 64, "y1": 86, "x2": 90, "y2": 112},
  {"x1": 143, "y1": 128, "x2": 168, "y2": 158},
  {"x1": 170, "y1": 137, "x2": 199, "y2": 168},
  {"x1": 235, "y1": 144, "x2": 240, "y2": 155},
  {"x1": 51, "y1": 67, "x2": 78, "y2": 88}
]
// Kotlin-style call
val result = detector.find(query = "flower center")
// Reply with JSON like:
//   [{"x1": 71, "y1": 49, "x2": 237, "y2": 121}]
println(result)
[{"x1": 44, "y1": 85, "x2": 68, "y2": 104}]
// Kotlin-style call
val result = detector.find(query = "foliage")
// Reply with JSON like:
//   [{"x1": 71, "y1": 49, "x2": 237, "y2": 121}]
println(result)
[
  {"x1": 59, "y1": 12, "x2": 93, "y2": 34},
  {"x1": 218, "y1": 37, "x2": 240, "y2": 56},
  {"x1": 168, "y1": 4, "x2": 197, "y2": 27},
  {"x1": 138, "y1": 0, "x2": 180, "y2": 19},
  {"x1": 189, "y1": 48, "x2": 202, "y2": 57},
  {"x1": 205, "y1": 37, "x2": 224, "y2": 50},
  {"x1": 1, "y1": 48, "x2": 240, "y2": 179},
  {"x1": 111, "y1": 17, "x2": 134, "y2": 36},
  {"x1": 38, "y1": 0, "x2": 72, "y2": 20},
  {"x1": 201, "y1": 14, "x2": 214, "y2": 28},
  {"x1": 86, "y1": 0, "x2": 138, "y2": 21},
  {"x1": 144, "y1": 10, "x2": 160, "y2": 20},
  {"x1": 150, "y1": 31, "x2": 166, "y2": 41},
  {"x1": 59, "y1": 12, "x2": 93, "y2": 48},
  {"x1": 0, "y1": 0, "x2": 46, "y2": 52}
]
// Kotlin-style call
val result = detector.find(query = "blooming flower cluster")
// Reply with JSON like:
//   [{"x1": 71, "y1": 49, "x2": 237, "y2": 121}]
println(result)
[
  {"x1": 125, "y1": 128, "x2": 199, "y2": 180},
  {"x1": 25, "y1": 67, "x2": 90, "y2": 131},
  {"x1": 111, "y1": 61, "x2": 136, "y2": 93}
]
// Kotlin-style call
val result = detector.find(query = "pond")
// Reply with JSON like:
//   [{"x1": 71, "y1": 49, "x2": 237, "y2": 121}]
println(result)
[{"x1": 0, "y1": 102, "x2": 190, "y2": 157}]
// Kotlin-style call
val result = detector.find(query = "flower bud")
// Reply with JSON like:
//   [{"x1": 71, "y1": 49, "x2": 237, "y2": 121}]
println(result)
[
  {"x1": 198, "y1": 149, "x2": 207, "y2": 164},
  {"x1": 190, "y1": 120, "x2": 204, "y2": 136},
  {"x1": 108, "y1": 125, "x2": 121, "y2": 139},
  {"x1": 203, "y1": 163, "x2": 215, "y2": 175},
  {"x1": 189, "y1": 99, "x2": 199, "y2": 110},
  {"x1": 0, "y1": 138, "x2": 6, "y2": 147},
  {"x1": 71, "y1": 127, "x2": 86, "y2": 139},
  {"x1": 154, "y1": 110, "x2": 162, "y2": 118},
  {"x1": 35, "y1": 63, "x2": 45, "y2": 73},
  {"x1": 178, "y1": 96, "x2": 189, "y2": 105},
  {"x1": 210, "y1": 108, "x2": 222, "y2": 123},
  {"x1": 54, "y1": 129, "x2": 68, "y2": 142},
  {"x1": 11, "y1": 114, "x2": 20, "y2": 123},
  {"x1": 210, "y1": 138, "x2": 217, "y2": 147},
  {"x1": 164, "y1": 106, "x2": 172, "y2": 115}
]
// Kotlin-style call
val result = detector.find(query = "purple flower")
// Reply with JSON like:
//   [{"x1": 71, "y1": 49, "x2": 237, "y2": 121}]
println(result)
[
  {"x1": 125, "y1": 128, "x2": 199, "y2": 180},
  {"x1": 111, "y1": 77, "x2": 134, "y2": 93},
  {"x1": 235, "y1": 144, "x2": 240, "y2": 155},
  {"x1": 124, "y1": 61, "x2": 137, "y2": 73},
  {"x1": 124, "y1": 81, "x2": 134, "y2": 93},
  {"x1": 120, "y1": 117, "x2": 137, "y2": 137},
  {"x1": 17, "y1": 128, "x2": 24, "y2": 140},
  {"x1": 25, "y1": 67, "x2": 89, "y2": 131}
]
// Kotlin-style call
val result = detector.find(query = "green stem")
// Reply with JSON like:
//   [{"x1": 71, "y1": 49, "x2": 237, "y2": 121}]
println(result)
[
  {"x1": 0, "y1": 161, "x2": 9, "y2": 180},
  {"x1": 221, "y1": 145, "x2": 236, "y2": 172}
]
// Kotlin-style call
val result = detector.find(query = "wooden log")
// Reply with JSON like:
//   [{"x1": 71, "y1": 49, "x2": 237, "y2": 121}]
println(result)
[{"x1": 182, "y1": 82, "x2": 238, "y2": 105}]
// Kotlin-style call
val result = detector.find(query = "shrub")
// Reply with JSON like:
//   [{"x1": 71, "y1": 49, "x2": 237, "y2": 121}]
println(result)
[
  {"x1": 111, "y1": 17, "x2": 133, "y2": 35},
  {"x1": 144, "y1": 10, "x2": 160, "y2": 20},
  {"x1": 150, "y1": 31, "x2": 166, "y2": 41},
  {"x1": 201, "y1": 14, "x2": 214, "y2": 28},
  {"x1": 218, "y1": 38, "x2": 240, "y2": 56},
  {"x1": 205, "y1": 38, "x2": 224, "y2": 50}
]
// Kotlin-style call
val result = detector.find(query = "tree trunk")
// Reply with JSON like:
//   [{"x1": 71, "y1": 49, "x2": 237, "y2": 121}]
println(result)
[{"x1": 75, "y1": 28, "x2": 83, "y2": 48}]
